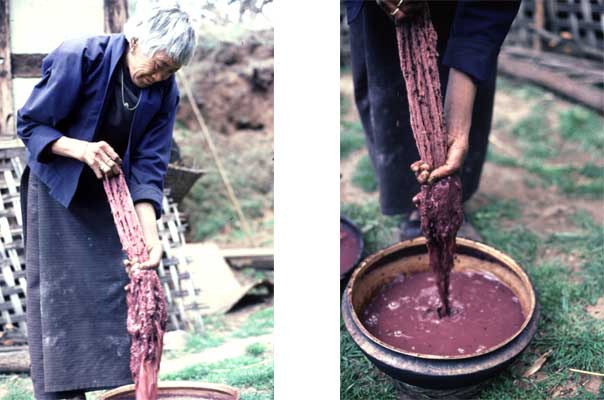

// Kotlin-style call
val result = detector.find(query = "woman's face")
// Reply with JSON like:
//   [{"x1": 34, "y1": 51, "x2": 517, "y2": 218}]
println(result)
[{"x1": 127, "y1": 41, "x2": 181, "y2": 88}]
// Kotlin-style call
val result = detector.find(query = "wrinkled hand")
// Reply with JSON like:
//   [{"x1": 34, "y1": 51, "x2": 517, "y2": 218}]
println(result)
[
  {"x1": 123, "y1": 242, "x2": 163, "y2": 276},
  {"x1": 410, "y1": 134, "x2": 469, "y2": 184},
  {"x1": 78, "y1": 140, "x2": 122, "y2": 179},
  {"x1": 376, "y1": 0, "x2": 424, "y2": 24}
]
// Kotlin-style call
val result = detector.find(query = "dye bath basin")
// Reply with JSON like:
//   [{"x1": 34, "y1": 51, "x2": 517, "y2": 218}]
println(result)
[
  {"x1": 342, "y1": 237, "x2": 539, "y2": 391},
  {"x1": 100, "y1": 382, "x2": 239, "y2": 399},
  {"x1": 340, "y1": 215, "x2": 364, "y2": 283}
]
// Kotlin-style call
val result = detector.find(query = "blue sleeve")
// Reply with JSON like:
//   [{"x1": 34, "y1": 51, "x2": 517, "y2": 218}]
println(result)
[
  {"x1": 128, "y1": 81, "x2": 179, "y2": 219},
  {"x1": 16, "y1": 41, "x2": 86, "y2": 163},
  {"x1": 442, "y1": 1, "x2": 521, "y2": 85}
]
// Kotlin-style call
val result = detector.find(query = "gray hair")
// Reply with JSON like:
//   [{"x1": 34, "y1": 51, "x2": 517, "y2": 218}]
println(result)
[{"x1": 123, "y1": 1, "x2": 196, "y2": 65}]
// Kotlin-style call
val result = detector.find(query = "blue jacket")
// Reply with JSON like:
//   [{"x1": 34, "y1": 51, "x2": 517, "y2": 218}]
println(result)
[
  {"x1": 344, "y1": 0, "x2": 521, "y2": 85},
  {"x1": 17, "y1": 33, "x2": 179, "y2": 219}
]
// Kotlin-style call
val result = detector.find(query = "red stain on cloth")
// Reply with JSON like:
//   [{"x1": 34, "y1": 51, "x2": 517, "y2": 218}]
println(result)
[
  {"x1": 103, "y1": 171, "x2": 167, "y2": 400},
  {"x1": 396, "y1": 7, "x2": 463, "y2": 316}
]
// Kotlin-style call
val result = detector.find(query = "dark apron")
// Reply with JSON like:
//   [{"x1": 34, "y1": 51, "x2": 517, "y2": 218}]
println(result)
[{"x1": 22, "y1": 166, "x2": 132, "y2": 399}]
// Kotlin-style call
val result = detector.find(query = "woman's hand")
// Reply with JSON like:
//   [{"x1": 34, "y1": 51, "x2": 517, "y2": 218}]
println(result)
[
  {"x1": 410, "y1": 135, "x2": 469, "y2": 185},
  {"x1": 410, "y1": 68, "x2": 476, "y2": 184},
  {"x1": 124, "y1": 202, "x2": 162, "y2": 276},
  {"x1": 376, "y1": 0, "x2": 424, "y2": 24},
  {"x1": 123, "y1": 242, "x2": 163, "y2": 275},
  {"x1": 50, "y1": 137, "x2": 122, "y2": 179},
  {"x1": 78, "y1": 140, "x2": 122, "y2": 179}
]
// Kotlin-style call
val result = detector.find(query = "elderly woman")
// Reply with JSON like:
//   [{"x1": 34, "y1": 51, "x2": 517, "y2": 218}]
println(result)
[{"x1": 17, "y1": 3, "x2": 196, "y2": 399}]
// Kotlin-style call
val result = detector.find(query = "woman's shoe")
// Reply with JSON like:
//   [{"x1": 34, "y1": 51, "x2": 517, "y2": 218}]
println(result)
[{"x1": 399, "y1": 210, "x2": 422, "y2": 241}]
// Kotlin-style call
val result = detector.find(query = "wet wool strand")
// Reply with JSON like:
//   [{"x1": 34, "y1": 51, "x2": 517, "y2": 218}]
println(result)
[
  {"x1": 396, "y1": 7, "x2": 463, "y2": 316},
  {"x1": 103, "y1": 170, "x2": 168, "y2": 400}
]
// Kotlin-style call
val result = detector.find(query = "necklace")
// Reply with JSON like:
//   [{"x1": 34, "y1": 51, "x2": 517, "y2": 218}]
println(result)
[{"x1": 121, "y1": 68, "x2": 141, "y2": 111}]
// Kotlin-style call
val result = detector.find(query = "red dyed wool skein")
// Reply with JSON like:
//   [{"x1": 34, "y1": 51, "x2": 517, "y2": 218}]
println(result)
[
  {"x1": 103, "y1": 170, "x2": 168, "y2": 400},
  {"x1": 396, "y1": 5, "x2": 464, "y2": 317}
]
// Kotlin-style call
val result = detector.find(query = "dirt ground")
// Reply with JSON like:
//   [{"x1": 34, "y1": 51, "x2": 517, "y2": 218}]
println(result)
[
  {"x1": 340, "y1": 71, "x2": 604, "y2": 397},
  {"x1": 162, "y1": 300, "x2": 274, "y2": 374}
]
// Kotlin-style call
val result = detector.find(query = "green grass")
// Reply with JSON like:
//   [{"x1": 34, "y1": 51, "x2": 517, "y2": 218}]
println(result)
[
  {"x1": 558, "y1": 107, "x2": 604, "y2": 153},
  {"x1": 341, "y1": 318, "x2": 398, "y2": 400},
  {"x1": 169, "y1": 307, "x2": 273, "y2": 358},
  {"x1": 340, "y1": 196, "x2": 604, "y2": 400},
  {"x1": 162, "y1": 308, "x2": 274, "y2": 399},
  {"x1": 468, "y1": 198, "x2": 539, "y2": 265},
  {"x1": 0, "y1": 376, "x2": 31, "y2": 400},
  {"x1": 510, "y1": 110, "x2": 558, "y2": 159},
  {"x1": 240, "y1": 392, "x2": 273, "y2": 400},
  {"x1": 246, "y1": 342, "x2": 268, "y2": 357},
  {"x1": 478, "y1": 205, "x2": 604, "y2": 399},
  {"x1": 487, "y1": 150, "x2": 604, "y2": 198},
  {"x1": 340, "y1": 72, "x2": 603, "y2": 399},
  {"x1": 352, "y1": 154, "x2": 378, "y2": 193},
  {"x1": 487, "y1": 101, "x2": 604, "y2": 199},
  {"x1": 180, "y1": 132, "x2": 273, "y2": 242},
  {"x1": 240, "y1": 267, "x2": 273, "y2": 282},
  {"x1": 167, "y1": 306, "x2": 273, "y2": 357},
  {"x1": 341, "y1": 201, "x2": 400, "y2": 255},
  {"x1": 184, "y1": 176, "x2": 270, "y2": 242},
  {"x1": 162, "y1": 354, "x2": 274, "y2": 395},
  {"x1": 341, "y1": 92, "x2": 351, "y2": 116},
  {"x1": 186, "y1": 331, "x2": 226, "y2": 352},
  {"x1": 340, "y1": 121, "x2": 365, "y2": 159},
  {"x1": 497, "y1": 77, "x2": 548, "y2": 100},
  {"x1": 233, "y1": 307, "x2": 274, "y2": 338}
]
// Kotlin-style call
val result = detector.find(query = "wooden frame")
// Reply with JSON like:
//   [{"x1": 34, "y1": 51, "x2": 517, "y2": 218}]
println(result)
[
  {"x1": 508, "y1": 0, "x2": 604, "y2": 60},
  {"x1": 0, "y1": 0, "x2": 14, "y2": 136}
]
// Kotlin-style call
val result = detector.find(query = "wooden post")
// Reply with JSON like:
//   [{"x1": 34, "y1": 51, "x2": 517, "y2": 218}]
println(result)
[
  {"x1": 579, "y1": 0, "x2": 597, "y2": 49},
  {"x1": 104, "y1": 0, "x2": 129, "y2": 34},
  {"x1": 533, "y1": 0, "x2": 544, "y2": 52},
  {"x1": 0, "y1": 0, "x2": 15, "y2": 137},
  {"x1": 498, "y1": 51, "x2": 604, "y2": 115}
]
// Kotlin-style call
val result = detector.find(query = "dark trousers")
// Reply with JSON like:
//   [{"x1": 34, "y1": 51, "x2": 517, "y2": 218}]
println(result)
[{"x1": 348, "y1": 2, "x2": 495, "y2": 215}]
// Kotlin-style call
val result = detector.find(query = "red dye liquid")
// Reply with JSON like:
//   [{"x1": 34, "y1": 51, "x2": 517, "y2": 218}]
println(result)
[
  {"x1": 362, "y1": 271, "x2": 524, "y2": 356},
  {"x1": 103, "y1": 170, "x2": 168, "y2": 400},
  {"x1": 341, "y1": 222, "x2": 361, "y2": 275}
]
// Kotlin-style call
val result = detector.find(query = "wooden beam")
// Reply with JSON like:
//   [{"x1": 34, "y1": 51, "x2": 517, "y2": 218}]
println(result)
[
  {"x1": 222, "y1": 248, "x2": 274, "y2": 270},
  {"x1": 0, "y1": 138, "x2": 23, "y2": 150},
  {"x1": 498, "y1": 52, "x2": 604, "y2": 115},
  {"x1": 11, "y1": 53, "x2": 45, "y2": 78},
  {"x1": 104, "y1": 0, "x2": 129, "y2": 34},
  {"x1": 0, "y1": 345, "x2": 29, "y2": 373},
  {"x1": 0, "y1": 0, "x2": 15, "y2": 136}
]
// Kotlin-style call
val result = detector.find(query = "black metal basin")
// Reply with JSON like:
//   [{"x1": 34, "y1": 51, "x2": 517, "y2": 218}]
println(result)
[
  {"x1": 342, "y1": 237, "x2": 540, "y2": 391},
  {"x1": 340, "y1": 215, "x2": 365, "y2": 286}
]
